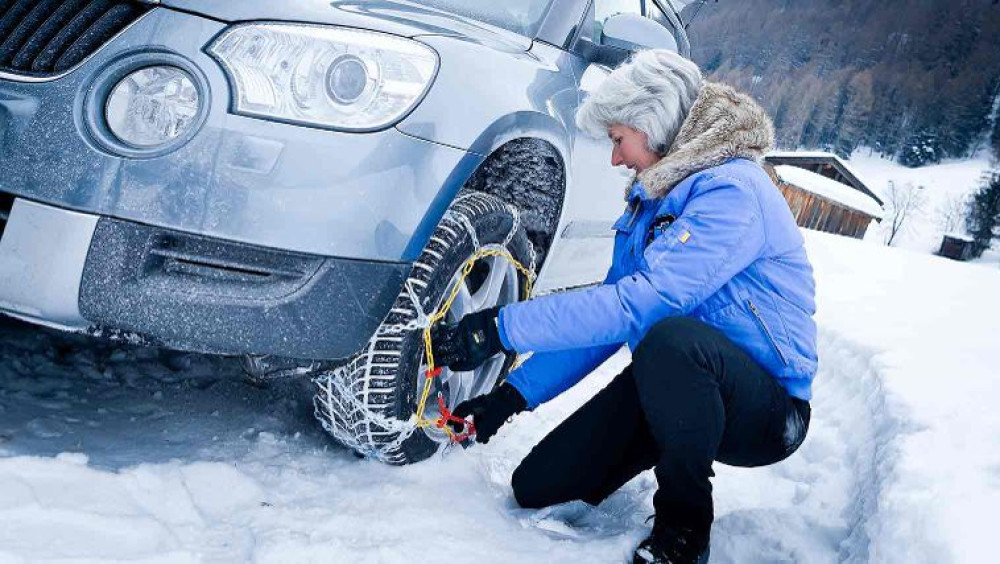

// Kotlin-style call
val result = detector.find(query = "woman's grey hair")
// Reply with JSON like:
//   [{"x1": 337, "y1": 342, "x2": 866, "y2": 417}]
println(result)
[{"x1": 576, "y1": 49, "x2": 703, "y2": 155}]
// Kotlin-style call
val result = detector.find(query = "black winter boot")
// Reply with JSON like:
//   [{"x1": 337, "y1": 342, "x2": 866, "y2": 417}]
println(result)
[{"x1": 632, "y1": 524, "x2": 710, "y2": 564}]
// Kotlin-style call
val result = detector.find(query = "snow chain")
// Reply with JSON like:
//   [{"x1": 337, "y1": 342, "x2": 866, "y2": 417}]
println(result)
[{"x1": 313, "y1": 199, "x2": 536, "y2": 462}]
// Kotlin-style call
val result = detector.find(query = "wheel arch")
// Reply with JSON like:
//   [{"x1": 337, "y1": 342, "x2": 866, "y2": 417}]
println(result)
[
  {"x1": 402, "y1": 110, "x2": 572, "y2": 269},
  {"x1": 460, "y1": 137, "x2": 567, "y2": 271}
]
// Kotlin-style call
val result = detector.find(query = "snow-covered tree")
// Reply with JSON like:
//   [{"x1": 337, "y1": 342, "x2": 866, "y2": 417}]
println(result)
[
  {"x1": 898, "y1": 131, "x2": 940, "y2": 168},
  {"x1": 937, "y1": 193, "x2": 970, "y2": 234},
  {"x1": 965, "y1": 171, "x2": 1000, "y2": 257},
  {"x1": 882, "y1": 180, "x2": 926, "y2": 246}
]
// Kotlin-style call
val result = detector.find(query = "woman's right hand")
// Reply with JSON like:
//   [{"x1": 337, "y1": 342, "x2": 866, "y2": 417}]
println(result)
[{"x1": 430, "y1": 306, "x2": 507, "y2": 372}]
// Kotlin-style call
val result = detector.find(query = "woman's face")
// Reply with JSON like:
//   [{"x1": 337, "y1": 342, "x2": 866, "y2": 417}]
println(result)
[{"x1": 608, "y1": 124, "x2": 660, "y2": 173}]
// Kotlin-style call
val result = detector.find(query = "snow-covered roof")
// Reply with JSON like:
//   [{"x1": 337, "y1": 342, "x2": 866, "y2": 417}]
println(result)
[
  {"x1": 774, "y1": 165, "x2": 885, "y2": 219},
  {"x1": 765, "y1": 150, "x2": 875, "y2": 197},
  {"x1": 768, "y1": 150, "x2": 846, "y2": 160},
  {"x1": 767, "y1": 149, "x2": 863, "y2": 176},
  {"x1": 943, "y1": 232, "x2": 974, "y2": 243}
]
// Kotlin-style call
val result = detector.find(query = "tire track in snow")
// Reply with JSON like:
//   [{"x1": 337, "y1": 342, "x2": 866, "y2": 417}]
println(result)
[
  {"x1": 815, "y1": 330, "x2": 905, "y2": 564},
  {"x1": 708, "y1": 328, "x2": 909, "y2": 563}
]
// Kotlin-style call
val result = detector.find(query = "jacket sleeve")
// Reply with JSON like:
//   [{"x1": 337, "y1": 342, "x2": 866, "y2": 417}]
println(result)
[
  {"x1": 500, "y1": 176, "x2": 765, "y2": 353},
  {"x1": 504, "y1": 343, "x2": 621, "y2": 409}
]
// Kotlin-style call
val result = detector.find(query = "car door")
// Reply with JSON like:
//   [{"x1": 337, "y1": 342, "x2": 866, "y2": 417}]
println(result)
[{"x1": 535, "y1": 0, "x2": 684, "y2": 293}]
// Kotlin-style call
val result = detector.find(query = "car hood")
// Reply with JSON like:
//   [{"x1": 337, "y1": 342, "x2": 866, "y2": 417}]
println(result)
[{"x1": 159, "y1": 0, "x2": 531, "y2": 50}]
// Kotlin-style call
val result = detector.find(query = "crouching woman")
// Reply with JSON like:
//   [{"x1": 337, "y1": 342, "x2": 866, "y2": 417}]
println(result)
[{"x1": 431, "y1": 50, "x2": 817, "y2": 564}]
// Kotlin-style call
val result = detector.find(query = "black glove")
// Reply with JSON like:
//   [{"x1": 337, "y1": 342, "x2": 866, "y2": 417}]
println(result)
[
  {"x1": 430, "y1": 306, "x2": 509, "y2": 372},
  {"x1": 449, "y1": 382, "x2": 527, "y2": 444}
]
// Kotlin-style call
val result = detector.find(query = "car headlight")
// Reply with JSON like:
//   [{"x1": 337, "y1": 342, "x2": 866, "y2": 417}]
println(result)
[
  {"x1": 105, "y1": 65, "x2": 201, "y2": 148},
  {"x1": 208, "y1": 23, "x2": 439, "y2": 131}
]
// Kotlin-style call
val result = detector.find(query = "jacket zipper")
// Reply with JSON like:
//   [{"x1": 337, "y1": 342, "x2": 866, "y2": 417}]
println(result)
[{"x1": 747, "y1": 299, "x2": 789, "y2": 366}]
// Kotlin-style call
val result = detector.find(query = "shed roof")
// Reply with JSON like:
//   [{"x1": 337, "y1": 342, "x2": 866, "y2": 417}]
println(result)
[
  {"x1": 774, "y1": 165, "x2": 885, "y2": 219},
  {"x1": 768, "y1": 150, "x2": 855, "y2": 161},
  {"x1": 765, "y1": 151, "x2": 883, "y2": 206},
  {"x1": 943, "y1": 232, "x2": 975, "y2": 243}
]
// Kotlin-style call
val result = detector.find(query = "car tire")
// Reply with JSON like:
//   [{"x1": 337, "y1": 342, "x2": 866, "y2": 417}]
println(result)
[{"x1": 314, "y1": 192, "x2": 535, "y2": 465}]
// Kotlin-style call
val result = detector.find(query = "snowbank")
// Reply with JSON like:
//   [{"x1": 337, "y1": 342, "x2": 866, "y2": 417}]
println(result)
[{"x1": 1, "y1": 229, "x2": 998, "y2": 562}]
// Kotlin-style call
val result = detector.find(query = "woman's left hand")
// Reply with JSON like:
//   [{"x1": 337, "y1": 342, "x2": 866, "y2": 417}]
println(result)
[
  {"x1": 430, "y1": 306, "x2": 508, "y2": 371},
  {"x1": 448, "y1": 382, "x2": 527, "y2": 444}
]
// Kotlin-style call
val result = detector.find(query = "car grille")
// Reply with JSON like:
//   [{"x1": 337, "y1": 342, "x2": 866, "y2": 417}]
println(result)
[{"x1": 0, "y1": 0, "x2": 153, "y2": 77}]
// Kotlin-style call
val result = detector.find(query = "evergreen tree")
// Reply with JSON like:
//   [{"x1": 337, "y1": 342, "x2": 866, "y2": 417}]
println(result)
[
  {"x1": 898, "y1": 130, "x2": 941, "y2": 167},
  {"x1": 836, "y1": 71, "x2": 875, "y2": 157},
  {"x1": 965, "y1": 171, "x2": 1000, "y2": 257}
]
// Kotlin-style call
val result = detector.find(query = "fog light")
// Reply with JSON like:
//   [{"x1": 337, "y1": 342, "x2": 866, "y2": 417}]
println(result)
[{"x1": 105, "y1": 66, "x2": 200, "y2": 148}]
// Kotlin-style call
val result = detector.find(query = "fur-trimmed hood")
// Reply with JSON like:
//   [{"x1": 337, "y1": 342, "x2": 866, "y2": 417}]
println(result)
[{"x1": 629, "y1": 81, "x2": 775, "y2": 200}]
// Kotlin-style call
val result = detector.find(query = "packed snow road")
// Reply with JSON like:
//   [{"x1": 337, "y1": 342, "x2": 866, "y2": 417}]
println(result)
[{"x1": 1, "y1": 230, "x2": 997, "y2": 562}]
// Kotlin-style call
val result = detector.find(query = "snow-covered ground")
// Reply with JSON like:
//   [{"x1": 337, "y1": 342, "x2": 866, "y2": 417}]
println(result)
[
  {"x1": 2, "y1": 226, "x2": 998, "y2": 562},
  {"x1": 848, "y1": 150, "x2": 997, "y2": 266}
]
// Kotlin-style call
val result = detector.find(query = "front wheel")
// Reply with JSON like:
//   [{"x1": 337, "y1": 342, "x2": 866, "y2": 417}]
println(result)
[{"x1": 313, "y1": 193, "x2": 535, "y2": 464}]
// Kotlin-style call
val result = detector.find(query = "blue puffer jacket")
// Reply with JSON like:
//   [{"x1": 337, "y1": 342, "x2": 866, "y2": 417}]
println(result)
[{"x1": 499, "y1": 157, "x2": 818, "y2": 409}]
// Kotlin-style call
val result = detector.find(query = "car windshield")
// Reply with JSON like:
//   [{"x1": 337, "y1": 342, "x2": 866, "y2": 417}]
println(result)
[{"x1": 393, "y1": 0, "x2": 556, "y2": 37}]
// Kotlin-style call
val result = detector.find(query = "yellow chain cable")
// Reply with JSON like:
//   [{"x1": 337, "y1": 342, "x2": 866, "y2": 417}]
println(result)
[{"x1": 412, "y1": 247, "x2": 535, "y2": 440}]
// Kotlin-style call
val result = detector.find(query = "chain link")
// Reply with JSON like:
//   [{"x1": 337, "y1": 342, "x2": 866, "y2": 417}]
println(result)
[{"x1": 375, "y1": 279, "x2": 432, "y2": 336}]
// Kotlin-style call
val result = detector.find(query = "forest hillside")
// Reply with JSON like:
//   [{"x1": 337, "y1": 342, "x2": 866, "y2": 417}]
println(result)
[{"x1": 685, "y1": 0, "x2": 1000, "y2": 166}]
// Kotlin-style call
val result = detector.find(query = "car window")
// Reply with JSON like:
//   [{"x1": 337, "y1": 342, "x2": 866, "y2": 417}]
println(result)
[
  {"x1": 646, "y1": 0, "x2": 678, "y2": 33},
  {"x1": 593, "y1": 0, "x2": 644, "y2": 40},
  {"x1": 647, "y1": 0, "x2": 688, "y2": 55},
  {"x1": 397, "y1": 0, "x2": 556, "y2": 38},
  {"x1": 595, "y1": 0, "x2": 644, "y2": 21}
]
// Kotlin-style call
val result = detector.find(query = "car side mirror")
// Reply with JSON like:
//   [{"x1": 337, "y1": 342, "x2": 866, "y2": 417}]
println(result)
[{"x1": 582, "y1": 13, "x2": 679, "y2": 67}]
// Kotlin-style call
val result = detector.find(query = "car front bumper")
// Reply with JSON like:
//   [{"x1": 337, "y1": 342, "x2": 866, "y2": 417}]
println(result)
[{"x1": 0, "y1": 198, "x2": 409, "y2": 359}]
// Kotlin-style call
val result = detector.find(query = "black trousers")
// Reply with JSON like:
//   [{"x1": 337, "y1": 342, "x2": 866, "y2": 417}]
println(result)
[{"x1": 511, "y1": 317, "x2": 810, "y2": 535}]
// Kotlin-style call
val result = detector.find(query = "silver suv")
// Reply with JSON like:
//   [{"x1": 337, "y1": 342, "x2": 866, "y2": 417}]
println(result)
[{"x1": 0, "y1": 0, "x2": 690, "y2": 462}]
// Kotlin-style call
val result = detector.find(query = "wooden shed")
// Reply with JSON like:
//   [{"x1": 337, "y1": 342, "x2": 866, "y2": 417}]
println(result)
[
  {"x1": 938, "y1": 233, "x2": 975, "y2": 261},
  {"x1": 763, "y1": 152, "x2": 884, "y2": 239}
]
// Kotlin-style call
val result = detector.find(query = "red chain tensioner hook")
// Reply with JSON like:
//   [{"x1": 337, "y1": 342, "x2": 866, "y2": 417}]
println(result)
[
  {"x1": 424, "y1": 366, "x2": 477, "y2": 442},
  {"x1": 436, "y1": 395, "x2": 476, "y2": 442}
]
